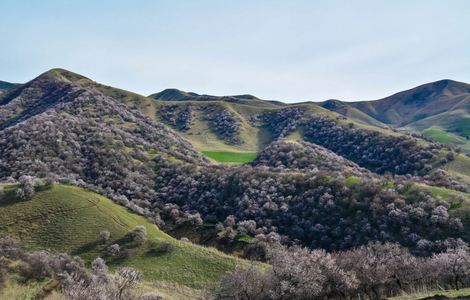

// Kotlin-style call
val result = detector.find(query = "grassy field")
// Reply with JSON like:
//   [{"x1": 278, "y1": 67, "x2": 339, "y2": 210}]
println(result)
[
  {"x1": 413, "y1": 183, "x2": 470, "y2": 203},
  {"x1": 389, "y1": 287, "x2": 470, "y2": 299},
  {"x1": 408, "y1": 109, "x2": 470, "y2": 154},
  {"x1": 423, "y1": 127, "x2": 467, "y2": 144},
  {"x1": 201, "y1": 150, "x2": 257, "y2": 164},
  {"x1": 0, "y1": 184, "x2": 241, "y2": 298},
  {"x1": 445, "y1": 154, "x2": 470, "y2": 185},
  {"x1": 0, "y1": 278, "x2": 63, "y2": 300}
]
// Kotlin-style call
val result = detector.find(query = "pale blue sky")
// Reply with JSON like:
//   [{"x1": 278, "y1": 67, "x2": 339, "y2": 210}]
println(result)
[{"x1": 1, "y1": 0, "x2": 469, "y2": 102}]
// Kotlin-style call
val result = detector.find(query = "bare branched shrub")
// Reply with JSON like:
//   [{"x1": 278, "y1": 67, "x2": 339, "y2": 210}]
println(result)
[
  {"x1": 214, "y1": 264, "x2": 273, "y2": 300},
  {"x1": 107, "y1": 244, "x2": 121, "y2": 256},
  {"x1": 98, "y1": 230, "x2": 111, "y2": 243},
  {"x1": 114, "y1": 267, "x2": 142, "y2": 300},
  {"x1": 126, "y1": 226, "x2": 147, "y2": 246}
]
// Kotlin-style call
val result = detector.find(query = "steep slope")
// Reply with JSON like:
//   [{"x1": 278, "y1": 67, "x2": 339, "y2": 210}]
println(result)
[
  {"x1": 0, "y1": 183, "x2": 239, "y2": 298},
  {"x1": 0, "y1": 68, "x2": 208, "y2": 226}
]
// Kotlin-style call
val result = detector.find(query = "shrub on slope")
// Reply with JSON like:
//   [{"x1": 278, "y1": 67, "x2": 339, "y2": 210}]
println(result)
[
  {"x1": 155, "y1": 157, "x2": 463, "y2": 252},
  {"x1": 0, "y1": 184, "x2": 238, "y2": 290},
  {"x1": 252, "y1": 140, "x2": 369, "y2": 176},
  {"x1": 0, "y1": 71, "x2": 207, "y2": 222}
]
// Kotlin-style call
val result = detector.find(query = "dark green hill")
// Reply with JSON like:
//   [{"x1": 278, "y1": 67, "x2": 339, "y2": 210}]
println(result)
[
  {"x1": 0, "y1": 80, "x2": 17, "y2": 91},
  {"x1": 0, "y1": 80, "x2": 19, "y2": 97}
]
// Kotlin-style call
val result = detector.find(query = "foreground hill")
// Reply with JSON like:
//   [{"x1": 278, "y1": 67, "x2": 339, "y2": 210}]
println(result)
[{"x1": 0, "y1": 183, "x2": 239, "y2": 299}]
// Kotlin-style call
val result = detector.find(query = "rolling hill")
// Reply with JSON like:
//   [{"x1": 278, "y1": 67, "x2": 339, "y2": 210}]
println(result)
[
  {"x1": 319, "y1": 80, "x2": 470, "y2": 153},
  {"x1": 1, "y1": 68, "x2": 470, "y2": 299},
  {"x1": 0, "y1": 80, "x2": 17, "y2": 91},
  {"x1": 0, "y1": 183, "x2": 240, "y2": 299},
  {"x1": 149, "y1": 87, "x2": 420, "y2": 160},
  {"x1": 0, "y1": 80, "x2": 18, "y2": 97},
  {"x1": 350, "y1": 79, "x2": 470, "y2": 126}
]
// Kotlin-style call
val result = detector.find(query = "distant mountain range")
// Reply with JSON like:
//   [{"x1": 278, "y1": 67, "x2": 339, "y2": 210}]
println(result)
[
  {"x1": 319, "y1": 79, "x2": 470, "y2": 153},
  {"x1": 0, "y1": 80, "x2": 18, "y2": 96}
]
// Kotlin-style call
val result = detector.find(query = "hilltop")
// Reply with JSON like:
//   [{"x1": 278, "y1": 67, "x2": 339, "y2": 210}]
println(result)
[
  {"x1": 0, "y1": 80, "x2": 19, "y2": 97},
  {"x1": 0, "y1": 80, "x2": 17, "y2": 91},
  {"x1": 350, "y1": 79, "x2": 470, "y2": 126},
  {"x1": 319, "y1": 80, "x2": 470, "y2": 153},
  {"x1": 150, "y1": 88, "x2": 260, "y2": 103}
]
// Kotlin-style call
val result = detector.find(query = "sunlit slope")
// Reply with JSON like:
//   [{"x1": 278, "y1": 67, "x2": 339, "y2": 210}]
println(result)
[{"x1": 0, "y1": 184, "x2": 238, "y2": 290}]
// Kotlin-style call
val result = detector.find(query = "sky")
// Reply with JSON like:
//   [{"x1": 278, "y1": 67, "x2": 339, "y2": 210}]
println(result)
[{"x1": 0, "y1": 0, "x2": 469, "y2": 102}]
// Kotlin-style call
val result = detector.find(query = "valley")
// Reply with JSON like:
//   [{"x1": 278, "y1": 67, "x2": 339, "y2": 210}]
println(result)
[{"x1": 0, "y1": 69, "x2": 470, "y2": 299}]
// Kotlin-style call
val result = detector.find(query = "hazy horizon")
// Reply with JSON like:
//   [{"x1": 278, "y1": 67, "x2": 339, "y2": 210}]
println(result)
[{"x1": 1, "y1": 0, "x2": 469, "y2": 102}]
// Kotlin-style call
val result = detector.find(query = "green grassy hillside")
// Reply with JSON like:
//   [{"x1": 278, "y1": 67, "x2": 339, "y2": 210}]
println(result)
[
  {"x1": 154, "y1": 100, "x2": 277, "y2": 152},
  {"x1": 152, "y1": 98, "x2": 405, "y2": 158},
  {"x1": 407, "y1": 109, "x2": 470, "y2": 153},
  {"x1": 388, "y1": 287, "x2": 470, "y2": 300},
  {"x1": 444, "y1": 153, "x2": 470, "y2": 185},
  {"x1": 0, "y1": 184, "x2": 240, "y2": 298}
]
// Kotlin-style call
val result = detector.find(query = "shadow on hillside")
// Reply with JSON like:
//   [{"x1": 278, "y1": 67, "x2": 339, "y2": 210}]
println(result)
[{"x1": 72, "y1": 240, "x2": 101, "y2": 255}]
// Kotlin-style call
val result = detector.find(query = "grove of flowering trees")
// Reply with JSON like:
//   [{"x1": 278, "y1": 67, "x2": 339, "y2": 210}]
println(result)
[{"x1": 215, "y1": 241, "x2": 470, "y2": 300}]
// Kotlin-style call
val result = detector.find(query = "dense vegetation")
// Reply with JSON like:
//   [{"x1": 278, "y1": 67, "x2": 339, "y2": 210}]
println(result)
[
  {"x1": 252, "y1": 140, "x2": 369, "y2": 176},
  {"x1": 1, "y1": 69, "x2": 470, "y2": 299},
  {"x1": 216, "y1": 240, "x2": 470, "y2": 300},
  {"x1": 203, "y1": 105, "x2": 242, "y2": 144},
  {"x1": 0, "y1": 237, "x2": 164, "y2": 299},
  {"x1": 0, "y1": 183, "x2": 241, "y2": 299},
  {"x1": 301, "y1": 116, "x2": 441, "y2": 175},
  {"x1": 158, "y1": 104, "x2": 193, "y2": 131},
  {"x1": 154, "y1": 157, "x2": 464, "y2": 252},
  {"x1": 260, "y1": 107, "x2": 304, "y2": 140}
]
